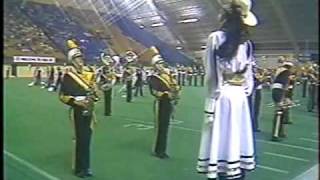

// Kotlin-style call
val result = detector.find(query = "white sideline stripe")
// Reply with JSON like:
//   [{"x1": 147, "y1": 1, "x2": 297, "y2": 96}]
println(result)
[
  {"x1": 256, "y1": 139, "x2": 318, "y2": 152},
  {"x1": 256, "y1": 165, "x2": 289, "y2": 174},
  {"x1": 299, "y1": 138, "x2": 319, "y2": 143},
  {"x1": 291, "y1": 164, "x2": 318, "y2": 180},
  {"x1": 4, "y1": 150, "x2": 60, "y2": 180},
  {"x1": 264, "y1": 152, "x2": 310, "y2": 162}
]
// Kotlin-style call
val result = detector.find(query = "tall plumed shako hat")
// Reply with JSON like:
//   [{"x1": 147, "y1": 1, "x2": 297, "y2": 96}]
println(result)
[
  {"x1": 67, "y1": 39, "x2": 79, "y2": 49},
  {"x1": 217, "y1": 0, "x2": 258, "y2": 26},
  {"x1": 67, "y1": 39, "x2": 83, "y2": 62}
]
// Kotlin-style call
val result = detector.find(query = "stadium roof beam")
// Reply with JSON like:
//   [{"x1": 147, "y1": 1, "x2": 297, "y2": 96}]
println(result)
[{"x1": 269, "y1": 0, "x2": 300, "y2": 54}]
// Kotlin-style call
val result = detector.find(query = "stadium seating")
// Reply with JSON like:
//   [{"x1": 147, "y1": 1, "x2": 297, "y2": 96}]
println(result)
[
  {"x1": 23, "y1": 2, "x2": 108, "y2": 63},
  {"x1": 4, "y1": 3, "x2": 64, "y2": 59}
]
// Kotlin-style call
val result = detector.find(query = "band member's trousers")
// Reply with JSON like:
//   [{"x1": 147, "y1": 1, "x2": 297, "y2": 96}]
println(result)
[
  {"x1": 188, "y1": 75, "x2": 192, "y2": 86},
  {"x1": 200, "y1": 75, "x2": 204, "y2": 86},
  {"x1": 182, "y1": 74, "x2": 186, "y2": 86},
  {"x1": 126, "y1": 80, "x2": 132, "y2": 102},
  {"x1": 6, "y1": 69, "x2": 10, "y2": 79},
  {"x1": 272, "y1": 104, "x2": 288, "y2": 138},
  {"x1": 307, "y1": 84, "x2": 316, "y2": 112},
  {"x1": 302, "y1": 79, "x2": 307, "y2": 97},
  {"x1": 73, "y1": 107, "x2": 92, "y2": 173},
  {"x1": 134, "y1": 84, "x2": 143, "y2": 97},
  {"x1": 253, "y1": 89, "x2": 262, "y2": 131},
  {"x1": 177, "y1": 73, "x2": 181, "y2": 85},
  {"x1": 34, "y1": 75, "x2": 41, "y2": 86},
  {"x1": 54, "y1": 78, "x2": 62, "y2": 91},
  {"x1": 153, "y1": 97, "x2": 172, "y2": 155},
  {"x1": 104, "y1": 89, "x2": 112, "y2": 116},
  {"x1": 194, "y1": 75, "x2": 198, "y2": 86}
]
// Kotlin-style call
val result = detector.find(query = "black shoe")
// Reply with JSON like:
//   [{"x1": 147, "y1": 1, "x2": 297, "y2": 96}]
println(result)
[
  {"x1": 152, "y1": 152, "x2": 169, "y2": 159},
  {"x1": 271, "y1": 136, "x2": 281, "y2": 142},
  {"x1": 279, "y1": 133, "x2": 287, "y2": 138},
  {"x1": 284, "y1": 121, "x2": 293, "y2": 124},
  {"x1": 75, "y1": 170, "x2": 93, "y2": 178}
]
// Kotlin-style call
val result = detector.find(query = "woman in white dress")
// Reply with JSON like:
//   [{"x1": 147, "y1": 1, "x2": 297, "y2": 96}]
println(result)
[{"x1": 197, "y1": 0, "x2": 258, "y2": 179}]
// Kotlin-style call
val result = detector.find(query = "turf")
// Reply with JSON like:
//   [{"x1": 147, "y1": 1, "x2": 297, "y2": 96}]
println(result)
[{"x1": 4, "y1": 78, "x2": 319, "y2": 180}]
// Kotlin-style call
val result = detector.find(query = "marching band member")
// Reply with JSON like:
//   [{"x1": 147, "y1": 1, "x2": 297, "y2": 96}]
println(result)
[
  {"x1": 187, "y1": 66, "x2": 193, "y2": 86},
  {"x1": 307, "y1": 64, "x2": 318, "y2": 112},
  {"x1": 47, "y1": 66, "x2": 56, "y2": 91},
  {"x1": 134, "y1": 67, "x2": 144, "y2": 97},
  {"x1": 300, "y1": 66, "x2": 308, "y2": 98},
  {"x1": 197, "y1": 0, "x2": 257, "y2": 179},
  {"x1": 98, "y1": 53, "x2": 118, "y2": 116},
  {"x1": 193, "y1": 65, "x2": 199, "y2": 86},
  {"x1": 253, "y1": 68, "x2": 265, "y2": 132},
  {"x1": 177, "y1": 64, "x2": 182, "y2": 85},
  {"x1": 59, "y1": 39, "x2": 99, "y2": 178},
  {"x1": 283, "y1": 68, "x2": 297, "y2": 124},
  {"x1": 147, "y1": 48, "x2": 181, "y2": 159},
  {"x1": 123, "y1": 51, "x2": 137, "y2": 102},
  {"x1": 6, "y1": 66, "x2": 10, "y2": 79},
  {"x1": 271, "y1": 61, "x2": 294, "y2": 141},
  {"x1": 28, "y1": 66, "x2": 42, "y2": 87},
  {"x1": 199, "y1": 65, "x2": 205, "y2": 86},
  {"x1": 53, "y1": 66, "x2": 63, "y2": 92},
  {"x1": 181, "y1": 65, "x2": 186, "y2": 86}
]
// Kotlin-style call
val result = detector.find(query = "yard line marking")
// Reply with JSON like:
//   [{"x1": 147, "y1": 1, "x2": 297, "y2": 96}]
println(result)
[
  {"x1": 299, "y1": 138, "x2": 319, "y2": 143},
  {"x1": 312, "y1": 133, "x2": 318, "y2": 136},
  {"x1": 291, "y1": 164, "x2": 318, "y2": 180},
  {"x1": 123, "y1": 118, "x2": 201, "y2": 133},
  {"x1": 4, "y1": 150, "x2": 60, "y2": 180},
  {"x1": 256, "y1": 165, "x2": 289, "y2": 174},
  {"x1": 256, "y1": 139, "x2": 318, "y2": 152},
  {"x1": 121, "y1": 117, "x2": 318, "y2": 151},
  {"x1": 264, "y1": 152, "x2": 310, "y2": 162}
]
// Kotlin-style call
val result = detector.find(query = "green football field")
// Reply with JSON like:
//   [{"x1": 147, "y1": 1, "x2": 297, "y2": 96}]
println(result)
[{"x1": 4, "y1": 78, "x2": 319, "y2": 180}]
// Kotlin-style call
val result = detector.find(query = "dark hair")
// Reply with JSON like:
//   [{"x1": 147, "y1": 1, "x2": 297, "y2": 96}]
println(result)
[{"x1": 216, "y1": 4, "x2": 250, "y2": 60}]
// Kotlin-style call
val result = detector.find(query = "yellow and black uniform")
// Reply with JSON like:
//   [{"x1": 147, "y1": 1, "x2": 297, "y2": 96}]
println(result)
[
  {"x1": 100, "y1": 67, "x2": 116, "y2": 116},
  {"x1": 148, "y1": 71, "x2": 181, "y2": 159},
  {"x1": 181, "y1": 66, "x2": 186, "y2": 86},
  {"x1": 307, "y1": 67, "x2": 318, "y2": 112},
  {"x1": 199, "y1": 66, "x2": 205, "y2": 86},
  {"x1": 283, "y1": 73, "x2": 296, "y2": 124},
  {"x1": 59, "y1": 67, "x2": 98, "y2": 176},
  {"x1": 271, "y1": 66, "x2": 291, "y2": 141},
  {"x1": 253, "y1": 69, "x2": 265, "y2": 132},
  {"x1": 177, "y1": 66, "x2": 182, "y2": 86},
  {"x1": 187, "y1": 67, "x2": 193, "y2": 86},
  {"x1": 300, "y1": 67, "x2": 308, "y2": 98},
  {"x1": 123, "y1": 66, "x2": 135, "y2": 102},
  {"x1": 193, "y1": 67, "x2": 198, "y2": 86}
]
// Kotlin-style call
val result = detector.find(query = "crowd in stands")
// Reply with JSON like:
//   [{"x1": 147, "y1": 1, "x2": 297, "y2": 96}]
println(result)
[
  {"x1": 4, "y1": 4, "x2": 64, "y2": 58},
  {"x1": 24, "y1": 2, "x2": 108, "y2": 62}
]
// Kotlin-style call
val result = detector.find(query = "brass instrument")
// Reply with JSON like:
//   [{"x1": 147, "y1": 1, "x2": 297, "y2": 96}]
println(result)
[
  {"x1": 81, "y1": 73, "x2": 99, "y2": 116},
  {"x1": 138, "y1": 46, "x2": 181, "y2": 102},
  {"x1": 98, "y1": 69, "x2": 116, "y2": 91},
  {"x1": 98, "y1": 52, "x2": 118, "y2": 91}
]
